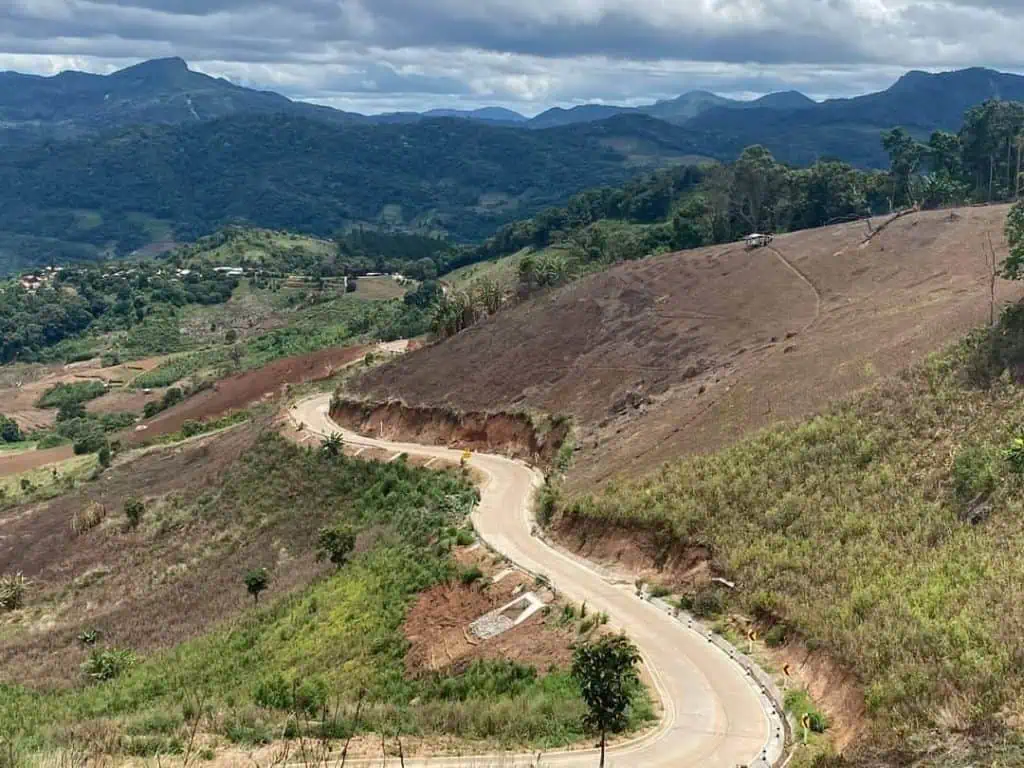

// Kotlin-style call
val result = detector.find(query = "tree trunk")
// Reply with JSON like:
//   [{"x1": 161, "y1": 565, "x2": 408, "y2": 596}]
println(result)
[
  {"x1": 990, "y1": 155, "x2": 996, "y2": 201},
  {"x1": 600, "y1": 728, "x2": 607, "y2": 768},
  {"x1": 1008, "y1": 136, "x2": 1014, "y2": 193},
  {"x1": 1017, "y1": 141, "x2": 1022, "y2": 200}
]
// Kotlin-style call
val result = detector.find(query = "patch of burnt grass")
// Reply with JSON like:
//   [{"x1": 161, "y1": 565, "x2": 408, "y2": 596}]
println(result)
[{"x1": 562, "y1": 308, "x2": 1024, "y2": 755}]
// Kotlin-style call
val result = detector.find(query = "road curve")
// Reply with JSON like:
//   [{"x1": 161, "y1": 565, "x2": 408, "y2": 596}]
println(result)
[{"x1": 291, "y1": 395, "x2": 785, "y2": 768}]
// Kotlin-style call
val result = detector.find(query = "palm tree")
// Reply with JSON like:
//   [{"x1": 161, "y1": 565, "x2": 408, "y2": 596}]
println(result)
[{"x1": 321, "y1": 432, "x2": 344, "y2": 457}]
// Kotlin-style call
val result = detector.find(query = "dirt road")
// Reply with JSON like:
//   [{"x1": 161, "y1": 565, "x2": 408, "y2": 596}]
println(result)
[{"x1": 291, "y1": 395, "x2": 786, "y2": 768}]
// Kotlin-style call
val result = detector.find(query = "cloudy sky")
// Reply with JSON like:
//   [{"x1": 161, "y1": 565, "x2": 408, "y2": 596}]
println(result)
[{"x1": 1, "y1": 0, "x2": 1022, "y2": 115}]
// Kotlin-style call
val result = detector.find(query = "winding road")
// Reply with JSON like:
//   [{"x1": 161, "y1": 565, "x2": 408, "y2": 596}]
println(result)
[{"x1": 291, "y1": 395, "x2": 786, "y2": 768}]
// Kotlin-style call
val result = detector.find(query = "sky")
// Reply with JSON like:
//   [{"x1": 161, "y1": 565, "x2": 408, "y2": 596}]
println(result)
[{"x1": 1, "y1": 0, "x2": 1022, "y2": 116}]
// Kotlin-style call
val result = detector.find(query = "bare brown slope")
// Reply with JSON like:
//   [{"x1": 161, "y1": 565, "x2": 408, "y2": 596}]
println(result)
[{"x1": 354, "y1": 205, "x2": 1022, "y2": 490}]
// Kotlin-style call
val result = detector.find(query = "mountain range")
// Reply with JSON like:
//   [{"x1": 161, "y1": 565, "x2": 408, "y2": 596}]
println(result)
[
  {"x1": 2, "y1": 57, "x2": 1024, "y2": 274},
  {"x1": 6, "y1": 57, "x2": 1023, "y2": 143}
]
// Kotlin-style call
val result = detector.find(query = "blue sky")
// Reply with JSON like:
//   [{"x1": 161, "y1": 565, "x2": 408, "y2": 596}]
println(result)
[{"x1": 1, "y1": 0, "x2": 1022, "y2": 115}]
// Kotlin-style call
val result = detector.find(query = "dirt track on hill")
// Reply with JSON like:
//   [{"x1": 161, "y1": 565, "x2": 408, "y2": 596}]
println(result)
[{"x1": 353, "y1": 205, "x2": 1023, "y2": 490}]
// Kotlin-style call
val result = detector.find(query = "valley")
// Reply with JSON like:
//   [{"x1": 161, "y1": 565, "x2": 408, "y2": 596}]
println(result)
[{"x1": 5, "y1": 49, "x2": 1024, "y2": 768}]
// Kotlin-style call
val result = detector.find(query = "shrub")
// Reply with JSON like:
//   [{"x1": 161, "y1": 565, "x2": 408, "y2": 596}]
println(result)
[
  {"x1": 648, "y1": 585, "x2": 672, "y2": 599},
  {"x1": 143, "y1": 401, "x2": 161, "y2": 419},
  {"x1": 162, "y1": 388, "x2": 185, "y2": 409},
  {"x1": 124, "y1": 498, "x2": 145, "y2": 528},
  {"x1": 0, "y1": 572, "x2": 29, "y2": 611},
  {"x1": 180, "y1": 420, "x2": 204, "y2": 439},
  {"x1": 36, "y1": 432, "x2": 66, "y2": 449},
  {"x1": 244, "y1": 568, "x2": 270, "y2": 604},
  {"x1": 1005, "y1": 436, "x2": 1024, "y2": 474},
  {"x1": 316, "y1": 524, "x2": 356, "y2": 568},
  {"x1": 99, "y1": 412, "x2": 137, "y2": 432},
  {"x1": 72, "y1": 426, "x2": 107, "y2": 456},
  {"x1": 72, "y1": 502, "x2": 107, "y2": 535},
  {"x1": 98, "y1": 445, "x2": 112, "y2": 468},
  {"x1": 58, "y1": 401, "x2": 88, "y2": 423},
  {"x1": 253, "y1": 674, "x2": 291, "y2": 711},
  {"x1": 38, "y1": 381, "x2": 107, "y2": 410},
  {"x1": 82, "y1": 647, "x2": 137, "y2": 681},
  {"x1": 952, "y1": 445, "x2": 998, "y2": 501},
  {"x1": 692, "y1": 586, "x2": 726, "y2": 619},
  {"x1": 455, "y1": 528, "x2": 475, "y2": 546},
  {"x1": 765, "y1": 624, "x2": 789, "y2": 648},
  {"x1": 0, "y1": 415, "x2": 22, "y2": 443},
  {"x1": 77, "y1": 629, "x2": 102, "y2": 647},
  {"x1": 459, "y1": 565, "x2": 485, "y2": 586}
]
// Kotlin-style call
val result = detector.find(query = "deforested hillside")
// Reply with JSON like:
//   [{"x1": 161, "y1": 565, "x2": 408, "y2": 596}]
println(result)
[
  {"x1": 556, "y1": 284, "x2": 1024, "y2": 767},
  {"x1": 354, "y1": 205, "x2": 1022, "y2": 489}
]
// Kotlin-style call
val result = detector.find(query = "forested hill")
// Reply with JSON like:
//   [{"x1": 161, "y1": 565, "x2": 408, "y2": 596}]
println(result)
[
  {"x1": 0, "y1": 57, "x2": 361, "y2": 143},
  {"x1": 0, "y1": 113, "x2": 664, "y2": 275}
]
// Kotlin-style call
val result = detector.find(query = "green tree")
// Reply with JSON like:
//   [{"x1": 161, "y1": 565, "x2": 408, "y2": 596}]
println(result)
[
  {"x1": 244, "y1": 568, "x2": 270, "y2": 604},
  {"x1": 124, "y1": 498, "x2": 145, "y2": 528},
  {"x1": 321, "y1": 432, "x2": 344, "y2": 457},
  {"x1": 316, "y1": 524, "x2": 357, "y2": 568},
  {"x1": 731, "y1": 145, "x2": 784, "y2": 233},
  {"x1": 1002, "y1": 200, "x2": 1024, "y2": 279},
  {"x1": 0, "y1": 415, "x2": 22, "y2": 444},
  {"x1": 571, "y1": 634, "x2": 642, "y2": 768},
  {"x1": 57, "y1": 401, "x2": 87, "y2": 423},
  {"x1": 881, "y1": 128, "x2": 924, "y2": 209}
]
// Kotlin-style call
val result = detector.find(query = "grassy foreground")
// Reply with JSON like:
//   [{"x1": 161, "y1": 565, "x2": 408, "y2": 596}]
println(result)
[
  {"x1": 1, "y1": 433, "x2": 651, "y2": 761},
  {"x1": 560, "y1": 306, "x2": 1024, "y2": 763}
]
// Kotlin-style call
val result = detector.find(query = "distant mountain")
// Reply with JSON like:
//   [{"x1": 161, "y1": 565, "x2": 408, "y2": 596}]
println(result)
[
  {"x1": 526, "y1": 88, "x2": 818, "y2": 128},
  {"x1": 684, "y1": 67, "x2": 1024, "y2": 167},
  {"x1": 642, "y1": 91, "x2": 736, "y2": 122},
  {"x1": 422, "y1": 107, "x2": 527, "y2": 124},
  {"x1": 529, "y1": 104, "x2": 637, "y2": 129},
  {"x1": 0, "y1": 57, "x2": 363, "y2": 141},
  {"x1": 747, "y1": 91, "x2": 817, "y2": 110}
]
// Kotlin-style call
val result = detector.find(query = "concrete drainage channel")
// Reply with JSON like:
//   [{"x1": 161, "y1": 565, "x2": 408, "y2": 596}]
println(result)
[{"x1": 470, "y1": 592, "x2": 546, "y2": 641}]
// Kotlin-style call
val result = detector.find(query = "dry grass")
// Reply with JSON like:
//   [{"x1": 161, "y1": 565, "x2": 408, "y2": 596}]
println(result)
[{"x1": 354, "y1": 205, "x2": 1024, "y2": 491}]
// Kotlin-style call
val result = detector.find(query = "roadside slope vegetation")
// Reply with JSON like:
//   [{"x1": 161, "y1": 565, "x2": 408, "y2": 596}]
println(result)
[{"x1": 558, "y1": 303, "x2": 1024, "y2": 766}]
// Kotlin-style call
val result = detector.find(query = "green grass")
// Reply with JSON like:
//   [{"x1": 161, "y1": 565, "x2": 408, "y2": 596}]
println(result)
[
  {"x1": 177, "y1": 228, "x2": 337, "y2": 271},
  {"x1": 446, "y1": 248, "x2": 531, "y2": 289},
  {"x1": 132, "y1": 296, "x2": 428, "y2": 389},
  {"x1": 1, "y1": 433, "x2": 654, "y2": 756},
  {"x1": 36, "y1": 380, "x2": 107, "y2": 409},
  {"x1": 0, "y1": 455, "x2": 97, "y2": 508},
  {"x1": 560, "y1": 308, "x2": 1024, "y2": 756}
]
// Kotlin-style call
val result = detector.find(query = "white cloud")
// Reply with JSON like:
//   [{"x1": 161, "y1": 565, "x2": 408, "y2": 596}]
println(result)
[{"x1": 0, "y1": 0, "x2": 1021, "y2": 114}]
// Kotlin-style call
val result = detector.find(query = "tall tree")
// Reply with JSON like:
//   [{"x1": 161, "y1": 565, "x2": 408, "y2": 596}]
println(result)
[
  {"x1": 881, "y1": 128, "x2": 925, "y2": 210},
  {"x1": 731, "y1": 145, "x2": 784, "y2": 233}
]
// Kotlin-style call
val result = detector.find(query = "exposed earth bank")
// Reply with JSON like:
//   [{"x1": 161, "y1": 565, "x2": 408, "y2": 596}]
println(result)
[{"x1": 328, "y1": 396, "x2": 571, "y2": 466}]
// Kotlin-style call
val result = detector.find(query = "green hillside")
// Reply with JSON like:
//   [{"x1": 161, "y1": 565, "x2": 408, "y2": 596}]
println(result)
[{"x1": 0, "y1": 113, "x2": 669, "y2": 275}]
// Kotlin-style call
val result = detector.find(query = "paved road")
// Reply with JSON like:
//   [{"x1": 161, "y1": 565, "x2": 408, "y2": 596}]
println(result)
[{"x1": 292, "y1": 396, "x2": 786, "y2": 768}]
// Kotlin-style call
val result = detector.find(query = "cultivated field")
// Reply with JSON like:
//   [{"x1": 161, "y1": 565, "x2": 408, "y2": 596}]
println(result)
[{"x1": 355, "y1": 205, "x2": 1022, "y2": 489}]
